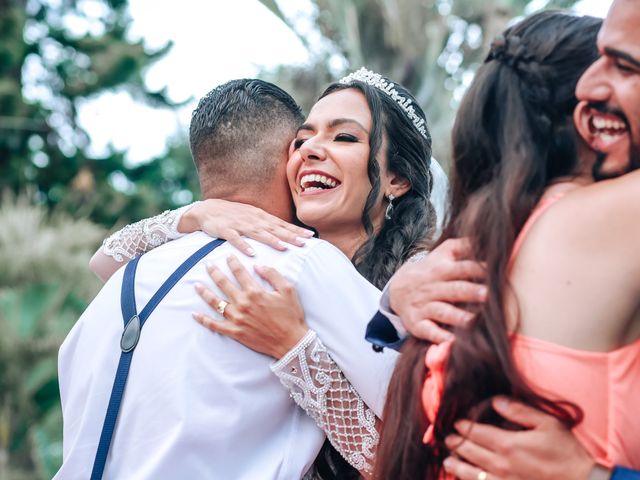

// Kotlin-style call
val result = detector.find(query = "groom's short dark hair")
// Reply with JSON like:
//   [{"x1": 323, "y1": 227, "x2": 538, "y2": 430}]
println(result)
[{"x1": 190, "y1": 79, "x2": 303, "y2": 195}]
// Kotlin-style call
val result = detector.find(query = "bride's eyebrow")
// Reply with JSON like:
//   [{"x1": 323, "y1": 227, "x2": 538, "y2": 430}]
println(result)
[
  {"x1": 328, "y1": 118, "x2": 369, "y2": 134},
  {"x1": 296, "y1": 123, "x2": 314, "y2": 135},
  {"x1": 296, "y1": 119, "x2": 369, "y2": 135}
]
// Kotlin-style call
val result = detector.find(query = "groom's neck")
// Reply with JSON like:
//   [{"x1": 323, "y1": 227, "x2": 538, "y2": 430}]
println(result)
[{"x1": 202, "y1": 189, "x2": 295, "y2": 224}]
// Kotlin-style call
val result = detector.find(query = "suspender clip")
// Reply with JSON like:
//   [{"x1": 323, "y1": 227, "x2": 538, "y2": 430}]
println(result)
[{"x1": 120, "y1": 314, "x2": 141, "y2": 353}]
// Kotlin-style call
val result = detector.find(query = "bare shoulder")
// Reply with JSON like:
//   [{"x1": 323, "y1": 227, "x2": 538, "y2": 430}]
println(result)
[
  {"x1": 579, "y1": 168, "x2": 640, "y2": 209},
  {"x1": 557, "y1": 169, "x2": 640, "y2": 236},
  {"x1": 511, "y1": 173, "x2": 640, "y2": 346},
  {"x1": 531, "y1": 170, "x2": 640, "y2": 275}
]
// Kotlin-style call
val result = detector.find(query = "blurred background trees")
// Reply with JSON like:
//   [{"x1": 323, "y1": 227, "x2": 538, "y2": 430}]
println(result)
[
  {"x1": 0, "y1": 0, "x2": 198, "y2": 229},
  {"x1": 259, "y1": 0, "x2": 578, "y2": 163},
  {"x1": 0, "y1": 195, "x2": 104, "y2": 479},
  {"x1": 1, "y1": 0, "x2": 580, "y2": 477},
  {"x1": 0, "y1": 0, "x2": 195, "y2": 476}
]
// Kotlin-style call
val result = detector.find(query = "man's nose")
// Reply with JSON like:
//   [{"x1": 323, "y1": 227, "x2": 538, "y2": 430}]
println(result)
[{"x1": 576, "y1": 57, "x2": 611, "y2": 103}]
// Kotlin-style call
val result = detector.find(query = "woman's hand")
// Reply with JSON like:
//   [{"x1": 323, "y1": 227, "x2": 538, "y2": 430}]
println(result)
[
  {"x1": 179, "y1": 199, "x2": 314, "y2": 257},
  {"x1": 442, "y1": 397, "x2": 597, "y2": 480},
  {"x1": 193, "y1": 255, "x2": 309, "y2": 358}
]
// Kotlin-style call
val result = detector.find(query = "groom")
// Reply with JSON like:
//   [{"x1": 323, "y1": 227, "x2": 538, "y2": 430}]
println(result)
[{"x1": 54, "y1": 79, "x2": 397, "y2": 479}]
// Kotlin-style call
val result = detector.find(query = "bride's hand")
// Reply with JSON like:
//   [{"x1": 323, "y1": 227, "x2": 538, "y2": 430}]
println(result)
[
  {"x1": 193, "y1": 255, "x2": 308, "y2": 358},
  {"x1": 179, "y1": 199, "x2": 314, "y2": 257}
]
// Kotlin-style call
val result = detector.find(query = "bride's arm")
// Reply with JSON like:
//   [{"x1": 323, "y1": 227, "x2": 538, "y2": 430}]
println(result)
[
  {"x1": 90, "y1": 203, "x2": 196, "y2": 281},
  {"x1": 90, "y1": 200, "x2": 314, "y2": 282},
  {"x1": 271, "y1": 331, "x2": 380, "y2": 475},
  {"x1": 193, "y1": 257, "x2": 380, "y2": 475}
]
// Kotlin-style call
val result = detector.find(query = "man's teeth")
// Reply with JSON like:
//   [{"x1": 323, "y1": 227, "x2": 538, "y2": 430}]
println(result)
[
  {"x1": 592, "y1": 116, "x2": 625, "y2": 131},
  {"x1": 300, "y1": 174, "x2": 338, "y2": 189}
]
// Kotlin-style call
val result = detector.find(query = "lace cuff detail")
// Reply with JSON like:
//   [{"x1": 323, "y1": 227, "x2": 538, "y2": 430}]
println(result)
[
  {"x1": 407, "y1": 250, "x2": 428, "y2": 263},
  {"x1": 271, "y1": 330, "x2": 379, "y2": 474},
  {"x1": 102, "y1": 202, "x2": 199, "y2": 262}
]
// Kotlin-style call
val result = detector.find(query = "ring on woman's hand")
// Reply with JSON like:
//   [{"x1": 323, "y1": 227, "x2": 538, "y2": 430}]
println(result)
[
  {"x1": 216, "y1": 300, "x2": 229, "y2": 316},
  {"x1": 477, "y1": 471, "x2": 488, "y2": 480}
]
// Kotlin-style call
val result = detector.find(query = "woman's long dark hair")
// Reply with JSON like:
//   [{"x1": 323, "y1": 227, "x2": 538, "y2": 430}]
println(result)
[
  {"x1": 321, "y1": 78, "x2": 437, "y2": 290},
  {"x1": 311, "y1": 75, "x2": 437, "y2": 479},
  {"x1": 375, "y1": 11, "x2": 602, "y2": 479}
]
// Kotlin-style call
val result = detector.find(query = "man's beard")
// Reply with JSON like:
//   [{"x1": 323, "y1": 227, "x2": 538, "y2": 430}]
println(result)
[
  {"x1": 589, "y1": 101, "x2": 640, "y2": 180},
  {"x1": 592, "y1": 141, "x2": 640, "y2": 181}
]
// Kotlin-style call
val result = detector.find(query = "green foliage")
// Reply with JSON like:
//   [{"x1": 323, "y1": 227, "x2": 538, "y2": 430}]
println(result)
[
  {"x1": 0, "y1": 195, "x2": 103, "y2": 294},
  {"x1": 0, "y1": 0, "x2": 198, "y2": 228},
  {"x1": 0, "y1": 3, "x2": 200, "y2": 474},
  {"x1": 0, "y1": 197, "x2": 104, "y2": 478}
]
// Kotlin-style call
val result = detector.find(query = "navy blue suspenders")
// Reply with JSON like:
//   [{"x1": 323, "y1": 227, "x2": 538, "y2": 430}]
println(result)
[{"x1": 90, "y1": 239, "x2": 226, "y2": 480}]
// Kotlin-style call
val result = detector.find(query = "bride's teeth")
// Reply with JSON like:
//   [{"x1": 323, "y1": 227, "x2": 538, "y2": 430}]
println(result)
[
  {"x1": 299, "y1": 173, "x2": 340, "y2": 190},
  {"x1": 593, "y1": 117, "x2": 606, "y2": 129}
]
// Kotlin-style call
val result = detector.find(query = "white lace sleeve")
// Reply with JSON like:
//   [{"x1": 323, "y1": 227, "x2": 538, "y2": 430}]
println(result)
[
  {"x1": 271, "y1": 330, "x2": 380, "y2": 475},
  {"x1": 102, "y1": 202, "x2": 199, "y2": 262},
  {"x1": 407, "y1": 250, "x2": 428, "y2": 263}
]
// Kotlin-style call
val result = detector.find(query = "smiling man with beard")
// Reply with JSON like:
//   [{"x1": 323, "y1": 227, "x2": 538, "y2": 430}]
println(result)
[{"x1": 573, "y1": 0, "x2": 640, "y2": 181}]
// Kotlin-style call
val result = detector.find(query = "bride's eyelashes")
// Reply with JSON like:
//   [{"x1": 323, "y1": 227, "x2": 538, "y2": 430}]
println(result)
[
  {"x1": 335, "y1": 133, "x2": 359, "y2": 143},
  {"x1": 292, "y1": 133, "x2": 360, "y2": 150},
  {"x1": 293, "y1": 137, "x2": 308, "y2": 150}
]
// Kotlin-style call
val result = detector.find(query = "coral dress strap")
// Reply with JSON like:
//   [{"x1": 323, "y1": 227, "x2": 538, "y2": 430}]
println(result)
[{"x1": 509, "y1": 193, "x2": 565, "y2": 269}]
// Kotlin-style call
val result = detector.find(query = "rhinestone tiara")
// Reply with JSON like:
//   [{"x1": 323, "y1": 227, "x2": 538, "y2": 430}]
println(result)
[{"x1": 339, "y1": 67, "x2": 428, "y2": 140}]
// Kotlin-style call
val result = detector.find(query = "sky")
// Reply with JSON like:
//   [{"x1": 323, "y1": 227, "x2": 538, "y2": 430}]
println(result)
[{"x1": 76, "y1": 0, "x2": 613, "y2": 164}]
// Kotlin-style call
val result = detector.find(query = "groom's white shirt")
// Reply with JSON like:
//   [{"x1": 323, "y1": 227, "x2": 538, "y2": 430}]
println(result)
[{"x1": 55, "y1": 232, "x2": 397, "y2": 480}]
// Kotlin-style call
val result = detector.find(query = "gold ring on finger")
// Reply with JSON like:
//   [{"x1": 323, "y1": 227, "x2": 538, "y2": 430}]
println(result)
[{"x1": 216, "y1": 300, "x2": 229, "y2": 316}]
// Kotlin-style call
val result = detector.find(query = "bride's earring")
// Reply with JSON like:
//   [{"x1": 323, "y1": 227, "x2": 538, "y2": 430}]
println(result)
[{"x1": 385, "y1": 194, "x2": 395, "y2": 220}]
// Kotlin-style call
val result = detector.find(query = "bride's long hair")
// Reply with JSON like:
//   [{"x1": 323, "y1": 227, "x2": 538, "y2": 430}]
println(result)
[
  {"x1": 375, "y1": 11, "x2": 602, "y2": 479},
  {"x1": 311, "y1": 74, "x2": 437, "y2": 480},
  {"x1": 320, "y1": 77, "x2": 437, "y2": 290}
]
